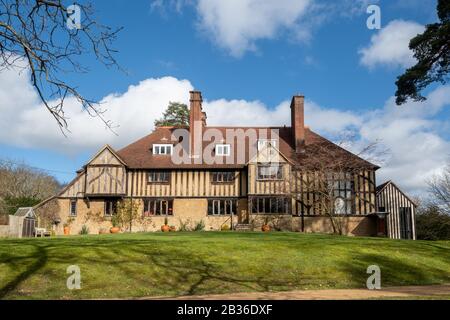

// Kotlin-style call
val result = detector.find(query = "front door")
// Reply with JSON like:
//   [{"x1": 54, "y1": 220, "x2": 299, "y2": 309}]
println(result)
[
  {"x1": 399, "y1": 207, "x2": 412, "y2": 239},
  {"x1": 239, "y1": 209, "x2": 249, "y2": 224},
  {"x1": 22, "y1": 218, "x2": 36, "y2": 237}
]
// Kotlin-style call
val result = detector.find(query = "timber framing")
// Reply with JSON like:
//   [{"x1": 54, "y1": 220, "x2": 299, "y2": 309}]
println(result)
[{"x1": 34, "y1": 91, "x2": 415, "y2": 239}]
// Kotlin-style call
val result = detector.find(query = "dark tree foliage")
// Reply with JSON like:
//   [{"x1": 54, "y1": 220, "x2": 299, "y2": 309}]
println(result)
[
  {"x1": 416, "y1": 205, "x2": 450, "y2": 240},
  {"x1": 395, "y1": 0, "x2": 450, "y2": 105},
  {"x1": 3, "y1": 196, "x2": 41, "y2": 215},
  {"x1": 0, "y1": 0, "x2": 122, "y2": 132},
  {"x1": 154, "y1": 102, "x2": 190, "y2": 127}
]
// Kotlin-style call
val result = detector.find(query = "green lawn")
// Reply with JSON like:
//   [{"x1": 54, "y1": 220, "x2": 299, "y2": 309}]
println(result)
[{"x1": 0, "y1": 232, "x2": 449, "y2": 299}]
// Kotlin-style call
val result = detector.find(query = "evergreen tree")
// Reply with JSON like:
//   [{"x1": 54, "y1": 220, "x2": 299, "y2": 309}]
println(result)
[
  {"x1": 154, "y1": 102, "x2": 190, "y2": 127},
  {"x1": 395, "y1": 0, "x2": 450, "y2": 105}
]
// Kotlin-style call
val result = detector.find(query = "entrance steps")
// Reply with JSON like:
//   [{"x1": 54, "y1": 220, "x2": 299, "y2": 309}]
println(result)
[{"x1": 234, "y1": 224, "x2": 252, "y2": 231}]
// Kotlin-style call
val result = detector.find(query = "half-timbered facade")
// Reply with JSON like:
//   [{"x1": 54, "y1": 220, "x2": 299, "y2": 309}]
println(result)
[{"x1": 35, "y1": 91, "x2": 415, "y2": 239}]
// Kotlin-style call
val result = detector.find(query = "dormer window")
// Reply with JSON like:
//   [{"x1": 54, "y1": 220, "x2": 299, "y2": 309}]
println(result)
[
  {"x1": 257, "y1": 139, "x2": 277, "y2": 151},
  {"x1": 215, "y1": 144, "x2": 231, "y2": 156},
  {"x1": 153, "y1": 144, "x2": 173, "y2": 155}
]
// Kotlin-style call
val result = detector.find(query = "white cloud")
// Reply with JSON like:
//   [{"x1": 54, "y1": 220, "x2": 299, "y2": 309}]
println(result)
[
  {"x1": 150, "y1": 0, "x2": 382, "y2": 58},
  {"x1": 359, "y1": 20, "x2": 425, "y2": 69},
  {"x1": 205, "y1": 99, "x2": 361, "y2": 135},
  {"x1": 194, "y1": 0, "x2": 312, "y2": 57},
  {"x1": 359, "y1": 87, "x2": 450, "y2": 194},
  {"x1": 0, "y1": 66, "x2": 448, "y2": 195},
  {"x1": 0, "y1": 66, "x2": 193, "y2": 153}
]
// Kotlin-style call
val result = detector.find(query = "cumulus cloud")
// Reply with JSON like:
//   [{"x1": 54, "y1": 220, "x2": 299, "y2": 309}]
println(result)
[
  {"x1": 0, "y1": 66, "x2": 193, "y2": 153},
  {"x1": 205, "y1": 90, "x2": 449, "y2": 195},
  {"x1": 359, "y1": 20, "x2": 425, "y2": 69},
  {"x1": 359, "y1": 87, "x2": 450, "y2": 194},
  {"x1": 151, "y1": 0, "x2": 382, "y2": 58},
  {"x1": 204, "y1": 99, "x2": 361, "y2": 135},
  {"x1": 1, "y1": 66, "x2": 449, "y2": 195},
  {"x1": 195, "y1": 0, "x2": 312, "y2": 57}
]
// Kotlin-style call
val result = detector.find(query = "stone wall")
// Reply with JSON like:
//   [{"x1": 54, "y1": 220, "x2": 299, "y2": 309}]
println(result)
[
  {"x1": 44, "y1": 198, "x2": 249, "y2": 235},
  {"x1": 292, "y1": 216, "x2": 377, "y2": 237},
  {"x1": 36, "y1": 197, "x2": 377, "y2": 237}
]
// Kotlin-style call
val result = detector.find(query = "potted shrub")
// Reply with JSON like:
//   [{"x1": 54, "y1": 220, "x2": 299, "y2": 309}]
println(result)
[
  {"x1": 221, "y1": 224, "x2": 230, "y2": 231},
  {"x1": 161, "y1": 217, "x2": 170, "y2": 232},
  {"x1": 110, "y1": 216, "x2": 120, "y2": 234},
  {"x1": 261, "y1": 217, "x2": 271, "y2": 232},
  {"x1": 63, "y1": 218, "x2": 74, "y2": 235}
]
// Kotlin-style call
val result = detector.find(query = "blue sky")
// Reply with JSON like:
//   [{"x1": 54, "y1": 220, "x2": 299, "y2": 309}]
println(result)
[{"x1": 0, "y1": 0, "x2": 448, "y2": 195}]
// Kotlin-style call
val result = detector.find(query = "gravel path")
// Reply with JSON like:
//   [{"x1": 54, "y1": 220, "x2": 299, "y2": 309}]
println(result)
[{"x1": 143, "y1": 284, "x2": 450, "y2": 300}]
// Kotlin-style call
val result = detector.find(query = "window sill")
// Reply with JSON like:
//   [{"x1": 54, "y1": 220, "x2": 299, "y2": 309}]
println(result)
[
  {"x1": 211, "y1": 181, "x2": 235, "y2": 185},
  {"x1": 147, "y1": 182, "x2": 171, "y2": 185}
]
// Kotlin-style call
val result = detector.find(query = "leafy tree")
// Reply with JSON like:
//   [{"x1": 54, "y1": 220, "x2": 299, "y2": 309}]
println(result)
[
  {"x1": 115, "y1": 199, "x2": 142, "y2": 232},
  {"x1": 154, "y1": 102, "x2": 189, "y2": 127},
  {"x1": 395, "y1": 0, "x2": 450, "y2": 105},
  {"x1": 3, "y1": 196, "x2": 41, "y2": 216},
  {"x1": 416, "y1": 205, "x2": 450, "y2": 240}
]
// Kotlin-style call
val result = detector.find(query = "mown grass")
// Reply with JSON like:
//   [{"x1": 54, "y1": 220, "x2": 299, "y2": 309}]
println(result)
[{"x1": 0, "y1": 232, "x2": 449, "y2": 299}]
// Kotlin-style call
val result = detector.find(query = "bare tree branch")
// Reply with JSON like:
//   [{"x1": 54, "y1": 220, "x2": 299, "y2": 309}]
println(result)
[
  {"x1": 427, "y1": 161, "x2": 450, "y2": 215},
  {"x1": 0, "y1": 0, "x2": 122, "y2": 133}
]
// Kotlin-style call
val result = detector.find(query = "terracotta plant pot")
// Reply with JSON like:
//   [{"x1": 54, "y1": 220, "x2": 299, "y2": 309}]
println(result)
[
  {"x1": 169, "y1": 226, "x2": 176, "y2": 232},
  {"x1": 110, "y1": 227, "x2": 120, "y2": 234},
  {"x1": 63, "y1": 227, "x2": 70, "y2": 235},
  {"x1": 161, "y1": 225, "x2": 170, "y2": 232},
  {"x1": 261, "y1": 224, "x2": 271, "y2": 232}
]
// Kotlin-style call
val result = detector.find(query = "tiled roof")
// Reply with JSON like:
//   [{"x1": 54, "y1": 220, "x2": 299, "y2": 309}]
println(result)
[{"x1": 116, "y1": 126, "x2": 378, "y2": 170}]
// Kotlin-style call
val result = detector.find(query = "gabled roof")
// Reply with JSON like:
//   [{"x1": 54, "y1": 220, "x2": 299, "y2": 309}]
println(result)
[
  {"x1": 14, "y1": 207, "x2": 36, "y2": 218},
  {"x1": 87, "y1": 144, "x2": 127, "y2": 166},
  {"x1": 116, "y1": 126, "x2": 379, "y2": 170},
  {"x1": 376, "y1": 180, "x2": 417, "y2": 207},
  {"x1": 376, "y1": 180, "x2": 391, "y2": 193}
]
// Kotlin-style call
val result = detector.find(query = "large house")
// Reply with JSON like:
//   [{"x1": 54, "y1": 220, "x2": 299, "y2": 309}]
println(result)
[{"x1": 35, "y1": 91, "x2": 416, "y2": 239}]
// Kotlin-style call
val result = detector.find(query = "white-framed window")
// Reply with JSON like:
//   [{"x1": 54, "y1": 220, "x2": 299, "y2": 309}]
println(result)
[
  {"x1": 257, "y1": 139, "x2": 277, "y2": 151},
  {"x1": 215, "y1": 144, "x2": 231, "y2": 156},
  {"x1": 257, "y1": 164, "x2": 283, "y2": 180},
  {"x1": 153, "y1": 144, "x2": 173, "y2": 155}
]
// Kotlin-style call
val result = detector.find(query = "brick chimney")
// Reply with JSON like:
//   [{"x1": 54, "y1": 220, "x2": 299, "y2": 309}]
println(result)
[
  {"x1": 290, "y1": 95, "x2": 305, "y2": 153},
  {"x1": 189, "y1": 91, "x2": 206, "y2": 157}
]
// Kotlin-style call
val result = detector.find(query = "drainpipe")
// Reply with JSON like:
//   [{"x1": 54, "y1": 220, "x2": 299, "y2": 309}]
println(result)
[{"x1": 300, "y1": 201, "x2": 305, "y2": 232}]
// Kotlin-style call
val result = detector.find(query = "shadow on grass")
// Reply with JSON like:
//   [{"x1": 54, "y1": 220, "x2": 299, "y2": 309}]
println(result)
[
  {"x1": 337, "y1": 250, "x2": 450, "y2": 288},
  {"x1": 0, "y1": 233, "x2": 449, "y2": 299},
  {"x1": 0, "y1": 244, "x2": 48, "y2": 299}
]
